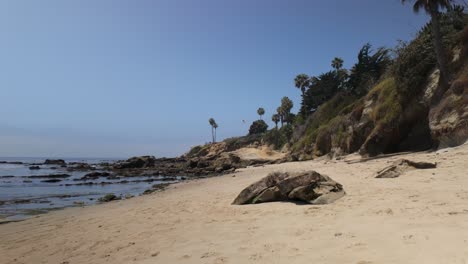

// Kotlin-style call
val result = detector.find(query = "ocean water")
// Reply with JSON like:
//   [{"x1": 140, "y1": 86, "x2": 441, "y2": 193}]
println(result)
[{"x1": 0, "y1": 157, "x2": 179, "y2": 222}]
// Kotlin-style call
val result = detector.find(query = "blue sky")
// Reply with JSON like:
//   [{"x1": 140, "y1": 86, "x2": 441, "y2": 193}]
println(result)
[{"x1": 0, "y1": 0, "x2": 430, "y2": 158}]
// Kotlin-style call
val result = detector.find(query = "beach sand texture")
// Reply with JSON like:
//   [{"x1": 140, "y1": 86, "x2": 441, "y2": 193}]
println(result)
[{"x1": 1, "y1": 143, "x2": 468, "y2": 264}]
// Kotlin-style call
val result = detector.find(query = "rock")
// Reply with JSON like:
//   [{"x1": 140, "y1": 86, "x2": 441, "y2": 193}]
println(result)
[
  {"x1": 78, "y1": 171, "x2": 111, "y2": 180},
  {"x1": 27, "y1": 174, "x2": 70, "y2": 179},
  {"x1": 374, "y1": 165, "x2": 401, "y2": 179},
  {"x1": 375, "y1": 159, "x2": 437, "y2": 178},
  {"x1": 98, "y1": 194, "x2": 120, "y2": 202},
  {"x1": 232, "y1": 172, "x2": 289, "y2": 205},
  {"x1": 41, "y1": 179, "x2": 62, "y2": 183},
  {"x1": 252, "y1": 186, "x2": 283, "y2": 204},
  {"x1": 113, "y1": 156, "x2": 157, "y2": 169},
  {"x1": 44, "y1": 159, "x2": 66, "y2": 165},
  {"x1": 196, "y1": 160, "x2": 210, "y2": 168},
  {"x1": 66, "y1": 163, "x2": 95, "y2": 171},
  {"x1": 429, "y1": 81, "x2": 468, "y2": 149},
  {"x1": 187, "y1": 158, "x2": 199, "y2": 168},
  {"x1": 0, "y1": 161, "x2": 23, "y2": 164},
  {"x1": 232, "y1": 171, "x2": 345, "y2": 205},
  {"x1": 29, "y1": 166, "x2": 41, "y2": 170}
]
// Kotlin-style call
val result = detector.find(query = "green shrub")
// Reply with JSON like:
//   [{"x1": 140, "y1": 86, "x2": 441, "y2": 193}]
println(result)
[
  {"x1": 248, "y1": 120, "x2": 268, "y2": 135},
  {"x1": 292, "y1": 93, "x2": 358, "y2": 152},
  {"x1": 186, "y1": 144, "x2": 210, "y2": 158},
  {"x1": 263, "y1": 124, "x2": 293, "y2": 150},
  {"x1": 369, "y1": 78, "x2": 402, "y2": 127}
]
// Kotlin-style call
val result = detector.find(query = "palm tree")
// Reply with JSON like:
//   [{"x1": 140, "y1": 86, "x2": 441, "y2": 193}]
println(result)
[
  {"x1": 401, "y1": 0, "x2": 452, "y2": 92},
  {"x1": 276, "y1": 107, "x2": 284, "y2": 127},
  {"x1": 331, "y1": 57, "x2": 344, "y2": 71},
  {"x1": 208, "y1": 118, "x2": 218, "y2": 143},
  {"x1": 294, "y1": 74, "x2": 310, "y2": 96},
  {"x1": 272, "y1": 114, "x2": 280, "y2": 128},
  {"x1": 281, "y1": 96, "x2": 294, "y2": 123},
  {"x1": 257, "y1": 107, "x2": 265, "y2": 120}
]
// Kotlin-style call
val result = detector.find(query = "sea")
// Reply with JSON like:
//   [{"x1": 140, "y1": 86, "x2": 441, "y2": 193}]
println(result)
[{"x1": 0, "y1": 157, "x2": 178, "y2": 222}]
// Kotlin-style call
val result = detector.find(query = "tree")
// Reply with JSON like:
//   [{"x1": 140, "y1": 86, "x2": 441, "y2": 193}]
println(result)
[
  {"x1": 257, "y1": 107, "x2": 265, "y2": 120},
  {"x1": 280, "y1": 97, "x2": 294, "y2": 126},
  {"x1": 294, "y1": 73, "x2": 310, "y2": 96},
  {"x1": 248, "y1": 120, "x2": 268, "y2": 135},
  {"x1": 208, "y1": 118, "x2": 218, "y2": 143},
  {"x1": 272, "y1": 114, "x2": 280, "y2": 128},
  {"x1": 331, "y1": 57, "x2": 344, "y2": 70},
  {"x1": 276, "y1": 107, "x2": 284, "y2": 127},
  {"x1": 348, "y1": 43, "x2": 391, "y2": 95},
  {"x1": 401, "y1": 0, "x2": 452, "y2": 92}
]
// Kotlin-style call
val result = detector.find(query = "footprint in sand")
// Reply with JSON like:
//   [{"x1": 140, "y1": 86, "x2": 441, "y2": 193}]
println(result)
[
  {"x1": 213, "y1": 257, "x2": 228, "y2": 264},
  {"x1": 249, "y1": 253, "x2": 263, "y2": 260},
  {"x1": 201, "y1": 252, "x2": 219, "y2": 258}
]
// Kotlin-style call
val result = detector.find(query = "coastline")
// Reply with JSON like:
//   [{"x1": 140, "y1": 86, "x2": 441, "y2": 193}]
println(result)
[{"x1": 1, "y1": 143, "x2": 468, "y2": 264}]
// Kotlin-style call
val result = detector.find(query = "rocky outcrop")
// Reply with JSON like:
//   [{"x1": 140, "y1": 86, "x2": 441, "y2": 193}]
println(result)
[
  {"x1": 232, "y1": 171, "x2": 345, "y2": 205},
  {"x1": 66, "y1": 163, "x2": 95, "y2": 171},
  {"x1": 429, "y1": 81, "x2": 468, "y2": 148},
  {"x1": 113, "y1": 156, "x2": 157, "y2": 169},
  {"x1": 78, "y1": 172, "x2": 112, "y2": 180},
  {"x1": 26, "y1": 174, "x2": 71, "y2": 179},
  {"x1": 44, "y1": 159, "x2": 66, "y2": 165},
  {"x1": 375, "y1": 159, "x2": 437, "y2": 178}
]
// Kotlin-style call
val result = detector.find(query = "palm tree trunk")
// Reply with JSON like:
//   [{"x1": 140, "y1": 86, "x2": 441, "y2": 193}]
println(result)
[
  {"x1": 211, "y1": 127, "x2": 214, "y2": 143},
  {"x1": 430, "y1": 9, "x2": 450, "y2": 105},
  {"x1": 214, "y1": 128, "x2": 217, "y2": 143}
]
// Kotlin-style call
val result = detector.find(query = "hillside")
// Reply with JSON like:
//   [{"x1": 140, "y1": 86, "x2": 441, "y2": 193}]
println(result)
[{"x1": 191, "y1": 9, "x2": 467, "y2": 162}]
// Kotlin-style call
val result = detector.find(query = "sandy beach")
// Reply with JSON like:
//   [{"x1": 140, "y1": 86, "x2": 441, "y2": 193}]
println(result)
[{"x1": 1, "y1": 143, "x2": 468, "y2": 264}]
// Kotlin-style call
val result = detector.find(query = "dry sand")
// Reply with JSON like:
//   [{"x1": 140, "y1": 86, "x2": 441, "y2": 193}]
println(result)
[{"x1": 1, "y1": 144, "x2": 468, "y2": 264}]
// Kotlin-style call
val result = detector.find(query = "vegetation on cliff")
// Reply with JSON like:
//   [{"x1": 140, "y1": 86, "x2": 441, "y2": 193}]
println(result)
[{"x1": 192, "y1": 3, "x2": 467, "y2": 161}]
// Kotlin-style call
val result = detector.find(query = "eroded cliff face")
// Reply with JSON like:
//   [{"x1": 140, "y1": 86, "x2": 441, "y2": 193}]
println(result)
[
  {"x1": 429, "y1": 87, "x2": 468, "y2": 148},
  {"x1": 429, "y1": 27, "x2": 468, "y2": 149}
]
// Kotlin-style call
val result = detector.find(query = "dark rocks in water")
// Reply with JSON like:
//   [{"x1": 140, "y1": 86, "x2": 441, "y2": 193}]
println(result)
[
  {"x1": 27, "y1": 174, "x2": 70, "y2": 179},
  {"x1": 78, "y1": 171, "x2": 112, "y2": 180},
  {"x1": 232, "y1": 171, "x2": 345, "y2": 205},
  {"x1": 114, "y1": 156, "x2": 157, "y2": 169},
  {"x1": 44, "y1": 159, "x2": 66, "y2": 165},
  {"x1": 66, "y1": 163, "x2": 95, "y2": 171},
  {"x1": 23, "y1": 180, "x2": 33, "y2": 183},
  {"x1": 0, "y1": 175, "x2": 15, "y2": 178},
  {"x1": 98, "y1": 194, "x2": 120, "y2": 202},
  {"x1": 41, "y1": 179, "x2": 62, "y2": 183},
  {"x1": 29, "y1": 166, "x2": 41, "y2": 170},
  {"x1": 375, "y1": 159, "x2": 437, "y2": 178},
  {"x1": 0, "y1": 161, "x2": 23, "y2": 164}
]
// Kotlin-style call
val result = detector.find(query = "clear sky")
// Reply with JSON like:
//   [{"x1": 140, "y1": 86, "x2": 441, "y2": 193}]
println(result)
[{"x1": 0, "y1": 0, "x2": 430, "y2": 158}]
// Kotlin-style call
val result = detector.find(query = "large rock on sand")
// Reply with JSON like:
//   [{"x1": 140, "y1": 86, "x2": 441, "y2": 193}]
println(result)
[
  {"x1": 232, "y1": 171, "x2": 345, "y2": 205},
  {"x1": 375, "y1": 159, "x2": 437, "y2": 178}
]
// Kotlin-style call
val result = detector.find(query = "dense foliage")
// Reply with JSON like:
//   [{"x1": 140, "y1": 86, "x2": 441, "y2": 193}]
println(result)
[{"x1": 248, "y1": 120, "x2": 269, "y2": 135}]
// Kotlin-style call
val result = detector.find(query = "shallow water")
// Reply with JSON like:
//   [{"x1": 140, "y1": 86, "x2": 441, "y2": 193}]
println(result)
[{"x1": 0, "y1": 157, "x2": 179, "y2": 222}]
